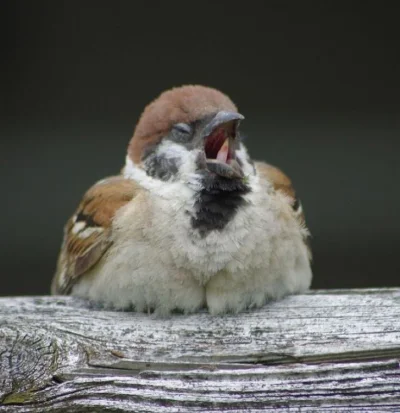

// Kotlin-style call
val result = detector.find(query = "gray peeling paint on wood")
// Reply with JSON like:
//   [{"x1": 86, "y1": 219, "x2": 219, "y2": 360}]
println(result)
[{"x1": 0, "y1": 289, "x2": 399, "y2": 411}]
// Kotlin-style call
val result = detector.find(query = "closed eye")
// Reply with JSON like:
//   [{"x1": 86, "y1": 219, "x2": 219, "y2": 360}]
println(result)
[{"x1": 173, "y1": 123, "x2": 192, "y2": 134}]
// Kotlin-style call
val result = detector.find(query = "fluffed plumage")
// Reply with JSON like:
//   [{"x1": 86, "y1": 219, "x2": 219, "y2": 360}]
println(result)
[{"x1": 52, "y1": 85, "x2": 312, "y2": 315}]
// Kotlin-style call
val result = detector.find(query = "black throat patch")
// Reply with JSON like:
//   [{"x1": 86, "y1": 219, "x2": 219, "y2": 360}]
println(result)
[{"x1": 191, "y1": 173, "x2": 251, "y2": 236}]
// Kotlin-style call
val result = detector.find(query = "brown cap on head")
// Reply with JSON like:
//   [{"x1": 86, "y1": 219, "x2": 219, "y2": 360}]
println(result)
[{"x1": 128, "y1": 85, "x2": 238, "y2": 164}]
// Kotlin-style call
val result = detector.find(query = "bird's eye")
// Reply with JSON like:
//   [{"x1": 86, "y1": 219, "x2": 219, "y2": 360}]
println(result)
[{"x1": 173, "y1": 123, "x2": 192, "y2": 135}]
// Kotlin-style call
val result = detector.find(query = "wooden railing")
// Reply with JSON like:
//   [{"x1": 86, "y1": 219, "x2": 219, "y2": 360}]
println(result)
[{"x1": 1, "y1": 289, "x2": 399, "y2": 411}]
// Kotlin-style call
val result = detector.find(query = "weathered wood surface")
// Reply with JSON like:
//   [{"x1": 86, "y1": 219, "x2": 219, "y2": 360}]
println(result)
[{"x1": 0, "y1": 289, "x2": 399, "y2": 412}]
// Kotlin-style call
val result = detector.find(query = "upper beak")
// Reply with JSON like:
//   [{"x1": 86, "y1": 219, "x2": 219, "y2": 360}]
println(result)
[{"x1": 200, "y1": 111, "x2": 244, "y2": 141}]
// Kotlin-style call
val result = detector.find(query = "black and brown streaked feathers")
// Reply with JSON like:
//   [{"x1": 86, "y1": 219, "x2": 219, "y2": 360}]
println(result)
[
  {"x1": 52, "y1": 177, "x2": 140, "y2": 294},
  {"x1": 255, "y1": 162, "x2": 311, "y2": 258},
  {"x1": 255, "y1": 162, "x2": 301, "y2": 212}
]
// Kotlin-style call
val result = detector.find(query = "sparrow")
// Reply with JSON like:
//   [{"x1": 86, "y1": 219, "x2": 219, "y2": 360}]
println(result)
[{"x1": 51, "y1": 85, "x2": 312, "y2": 315}]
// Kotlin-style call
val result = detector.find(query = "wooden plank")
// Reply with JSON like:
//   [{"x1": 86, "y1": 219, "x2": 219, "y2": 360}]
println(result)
[{"x1": 0, "y1": 289, "x2": 399, "y2": 411}]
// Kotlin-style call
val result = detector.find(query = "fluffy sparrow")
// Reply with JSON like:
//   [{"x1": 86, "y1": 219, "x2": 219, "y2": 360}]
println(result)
[{"x1": 52, "y1": 85, "x2": 312, "y2": 315}]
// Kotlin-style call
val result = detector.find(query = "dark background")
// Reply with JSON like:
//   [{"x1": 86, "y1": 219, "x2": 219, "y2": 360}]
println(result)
[{"x1": 2, "y1": 2, "x2": 399, "y2": 296}]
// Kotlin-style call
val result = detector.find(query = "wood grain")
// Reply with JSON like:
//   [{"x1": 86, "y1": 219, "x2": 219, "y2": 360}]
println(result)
[{"x1": 1, "y1": 289, "x2": 399, "y2": 411}]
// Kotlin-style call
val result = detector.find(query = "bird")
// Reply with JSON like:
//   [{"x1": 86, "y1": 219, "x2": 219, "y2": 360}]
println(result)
[{"x1": 51, "y1": 85, "x2": 312, "y2": 315}]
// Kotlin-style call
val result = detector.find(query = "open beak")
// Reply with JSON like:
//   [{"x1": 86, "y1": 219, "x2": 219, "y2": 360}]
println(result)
[{"x1": 201, "y1": 111, "x2": 245, "y2": 179}]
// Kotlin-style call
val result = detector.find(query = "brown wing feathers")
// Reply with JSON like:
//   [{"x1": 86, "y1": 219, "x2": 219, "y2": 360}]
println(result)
[
  {"x1": 52, "y1": 177, "x2": 138, "y2": 294},
  {"x1": 255, "y1": 162, "x2": 311, "y2": 257},
  {"x1": 255, "y1": 162, "x2": 303, "y2": 213}
]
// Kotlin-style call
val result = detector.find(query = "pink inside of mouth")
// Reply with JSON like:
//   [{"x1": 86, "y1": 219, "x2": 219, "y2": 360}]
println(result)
[{"x1": 204, "y1": 128, "x2": 233, "y2": 163}]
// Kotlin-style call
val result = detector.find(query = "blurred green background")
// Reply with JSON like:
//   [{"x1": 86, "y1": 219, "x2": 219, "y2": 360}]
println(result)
[{"x1": 2, "y1": 2, "x2": 399, "y2": 295}]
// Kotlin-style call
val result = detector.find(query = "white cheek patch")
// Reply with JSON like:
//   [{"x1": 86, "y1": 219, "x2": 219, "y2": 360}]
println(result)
[
  {"x1": 124, "y1": 156, "x2": 197, "y2": 202},
  {"x1": 156, "y1": 140, "x2": 187, "y2": 161},
  {"x1": 124, "y1": 141, "x2": 203, "y2": 187},
  {"x1": 179, "y1": 149, "x2": 203, "y2": 181},
  {"x1": 156, "y1": 140, "x2": 201, "y2": 178},
  {"x1": 124, "y1": 156, "x2": 146, "y2": 180}
]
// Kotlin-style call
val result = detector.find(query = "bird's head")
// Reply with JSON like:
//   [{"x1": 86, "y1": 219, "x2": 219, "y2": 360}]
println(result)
[{"x1": 125, "y1": 85, "x2": 254, "y2": 184}]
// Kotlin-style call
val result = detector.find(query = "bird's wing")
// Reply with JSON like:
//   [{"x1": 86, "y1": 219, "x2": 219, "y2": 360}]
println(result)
[
  {"x1": 51, "y1": 176, "x2": 140, "y2": 294},
  {"x1": 255, "y1": 161, "x2": 312, "y2": 257}
]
